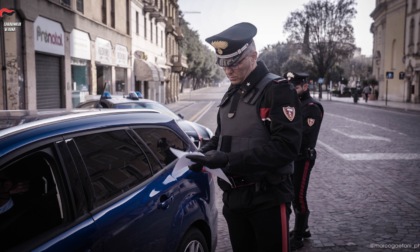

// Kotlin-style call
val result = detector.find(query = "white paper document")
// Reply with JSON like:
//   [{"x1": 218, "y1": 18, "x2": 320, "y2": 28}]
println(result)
[{"x1": 170, "y1": 148, "x2": 232, "y2": 186}]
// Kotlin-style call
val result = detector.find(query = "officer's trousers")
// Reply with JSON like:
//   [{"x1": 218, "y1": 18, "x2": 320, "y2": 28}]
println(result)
[
  {"x1": 223, "y1": 202, "x2": 291, "y2": 252},
  {"x1": 292, "y1": 159, "x2": 315, "y2": 214}
]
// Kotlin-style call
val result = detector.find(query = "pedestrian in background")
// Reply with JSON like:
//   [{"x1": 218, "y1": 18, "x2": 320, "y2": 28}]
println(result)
[
  {"x1": 362, "y1": 85, "x2": 371, "y2": 103},
  {"x1": 186, "y1": 22, "x2": 302, "y2": 252},
  {"x1": 285, "y1": 72, "x2": 324, "y2": 251}
]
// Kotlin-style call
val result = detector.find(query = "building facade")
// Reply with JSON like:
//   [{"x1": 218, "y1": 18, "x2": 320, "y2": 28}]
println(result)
[
  {"x1": 131, "y1": 0, "x2": 187, "y2": 104},
  {"x1": 0, "y1": 0, "x2": 186, "y2": 110},
  {"x1": 371, "y1": 0, "x2": 420, "y2": 103}
]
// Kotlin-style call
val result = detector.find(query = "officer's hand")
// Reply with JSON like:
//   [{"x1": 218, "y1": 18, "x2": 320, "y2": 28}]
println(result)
[
  {"x1": 188, "y1": 163, "x2": 203, "y2": 172},
  {"x1": 186, "y1": 150, "x2": 228, "y2": 169}
]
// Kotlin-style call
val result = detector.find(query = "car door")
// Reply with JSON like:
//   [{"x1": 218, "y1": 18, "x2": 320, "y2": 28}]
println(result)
[
  {"x1": 0, "y1": 141, "x2": 99, "y2": 252},
  {"x1": 68, "y1": 127, "x2": 191, "y2": 251}
]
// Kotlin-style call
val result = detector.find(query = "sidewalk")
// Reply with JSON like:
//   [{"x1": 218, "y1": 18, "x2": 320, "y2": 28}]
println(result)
[{"x1": 317, "y1": 92, "x2": 420, "y2": 112}]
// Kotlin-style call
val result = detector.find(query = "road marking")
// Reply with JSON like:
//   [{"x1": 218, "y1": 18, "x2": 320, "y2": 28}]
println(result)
[
  {"x1": 332, "y1": 128, "x2": 391, "y2": 142},
  {"x1": 317, "y1": 141, "x2": 420, "y2": 160},
  {"x1": 327, "y1": 113, "x2": 407, "y2": 136},
  {"x1": 189, "y1": 101, "x2": 215, "y2": 122}
]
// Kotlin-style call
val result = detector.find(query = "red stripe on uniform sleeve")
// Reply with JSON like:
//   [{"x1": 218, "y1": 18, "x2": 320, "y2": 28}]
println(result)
[{"x1": 260, "y1": 107, "x2": 270, "y2": 120}]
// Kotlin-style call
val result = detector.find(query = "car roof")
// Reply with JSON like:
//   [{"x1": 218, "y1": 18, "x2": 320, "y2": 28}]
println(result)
[
  {"x1": 0, "y1": 109, "x2": 91, "y2": 130},
  {"x1": 82, "y1": 95, "x2": 156, "y2": 105},
  {"x1": 0, "y1": 109, "x2": 182, "y2": 157},
  {"x1": 79, "y1": 96, "x2": 182, "y2": 120}
]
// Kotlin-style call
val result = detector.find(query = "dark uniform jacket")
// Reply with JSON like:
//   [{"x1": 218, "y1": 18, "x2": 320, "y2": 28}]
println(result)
[
  {"x1": 202, "y1": 61, "x2": 302, "y2": 206},
  {"x1": 298, "y1": 90, "x2": 323, "y2": 160}
]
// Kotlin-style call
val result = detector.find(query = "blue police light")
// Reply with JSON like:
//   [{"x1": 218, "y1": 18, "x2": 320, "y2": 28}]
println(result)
[
  {"x1": 135, "y1": 91, "x2": 143, "y2": 98},
  {"x1": 127, "y1": 91, "x2": 140, "y2": 100},
  {"x1": 102, "y1": 91, "x2": 112, "y2": 99}
]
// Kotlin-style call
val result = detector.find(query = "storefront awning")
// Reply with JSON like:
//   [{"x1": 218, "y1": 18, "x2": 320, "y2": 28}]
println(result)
[{"x1": 134, "y1": 59, "x2": 165, "y2": 82}]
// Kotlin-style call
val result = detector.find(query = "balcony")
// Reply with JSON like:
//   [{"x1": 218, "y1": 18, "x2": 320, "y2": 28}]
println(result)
[
  {"x1": 143, "y1": 3, "x2": 157, "y2": 13},
  {"x1": 165, "y1": 17, "x2": 177, "y2": 35},
  {"x1": 171, "y1": 54, "x2": 188, "y2": 73},
  {"x1": 408, "y1": 43, "x2": 414, "y2": 55},
  {"x1": 175, "y1": 26, "x2": 184, "y2": 41},
  {"x1": 150, "y1": 11, "x2": 166, "y2": 23}
]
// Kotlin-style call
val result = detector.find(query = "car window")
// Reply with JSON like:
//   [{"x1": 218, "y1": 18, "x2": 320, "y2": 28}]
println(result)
[
  {"x1": 133, "y1": 127, "x2": 188, "y2": 166},
  {"x1": 73, "y1": 130, "x2": 153, "y2": 207},
  {"x1": 114, "y1": 103, "x2": 145, "y2": 109},
  {"x1": 0, "y1": 150, "x2": 64, "y2": 251},
  {"x1": 78, "y1": 101, "x2": 98, "y2": 108}
]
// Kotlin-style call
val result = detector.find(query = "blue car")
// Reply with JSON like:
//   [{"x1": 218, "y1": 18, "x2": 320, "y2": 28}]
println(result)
[{"x1": 0, "y1": 110, "x2": 217, "y2": 252}]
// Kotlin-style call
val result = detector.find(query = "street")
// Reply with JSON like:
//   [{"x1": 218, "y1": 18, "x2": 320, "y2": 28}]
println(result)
[{"x1": 168, "y1": 85, "x2": 420, "y2": 252}]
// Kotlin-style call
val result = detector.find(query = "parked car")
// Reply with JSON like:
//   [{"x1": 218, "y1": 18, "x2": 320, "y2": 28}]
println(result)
[
  {"x1": 0, "y1": 110, "x2": 217, "y2": 252},
  {"x1": 76, "y1": 92, "x2": 213, "y2": 149}
]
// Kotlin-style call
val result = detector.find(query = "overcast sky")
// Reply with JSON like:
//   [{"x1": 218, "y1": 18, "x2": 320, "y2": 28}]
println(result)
[{"x1": 178, "y1": 0, "x2": 375, "y2": 56}]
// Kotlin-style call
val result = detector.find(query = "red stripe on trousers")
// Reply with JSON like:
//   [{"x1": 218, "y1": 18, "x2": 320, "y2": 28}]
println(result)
[
  {"x1": 299, "y1": 160, "x2": 311, "y2": 213},
  {"x1": 280, "y1": 203, "x2": 288, "y2": 252}
]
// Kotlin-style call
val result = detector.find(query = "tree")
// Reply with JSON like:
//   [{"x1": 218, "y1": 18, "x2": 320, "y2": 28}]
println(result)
[
  {"x1": 258, "y1": 42, "x2": 291, "y2": 75},
  {"x1": 284, "y1": 0, "x2": 357, "y2": 98},
  {"x1": 179, "y1": 15, "x2": 226, "y2": 90},
  {"x1": 341, "y1": 55, "x2": 372, "y2": 85}
]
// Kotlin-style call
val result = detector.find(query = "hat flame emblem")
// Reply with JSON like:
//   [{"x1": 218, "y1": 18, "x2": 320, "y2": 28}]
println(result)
[
  {"x1": 286, "y1": 72, "x2": 295, "y2": 81},
  {"x1": 211, "y1": 41, "x2": 229, "y2": 55}
]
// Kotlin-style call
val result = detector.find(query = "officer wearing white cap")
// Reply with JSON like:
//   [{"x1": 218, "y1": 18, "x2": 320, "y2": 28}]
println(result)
[
  {"x1": 284, "y1": 71, "x2": 324, "y2": 250},
  {"x1": 187, "y1": 22, "x2": 302, "y2": 252}
]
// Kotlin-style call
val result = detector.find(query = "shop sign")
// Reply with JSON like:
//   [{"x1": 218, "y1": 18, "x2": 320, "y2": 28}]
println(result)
[
  {"x1": 95, "y1": 37, "x2": 112, "y2": 65},
  {"x1": 115, "y1": 44, "x2": 128, "y2": 67},
  {"x1": 71, "y1": 58, "x2": 87, "y2": 66},
  {"x1": 71, "y1": 29, "x2": 91, "y2": 60},
  {"x1": 34, "y1": 16, "x2": 64, "y2": 55}
]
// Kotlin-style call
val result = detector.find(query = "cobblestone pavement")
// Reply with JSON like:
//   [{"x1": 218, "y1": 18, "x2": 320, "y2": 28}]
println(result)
[{"x1": 213, "y1": 160, "x2": 420, "y2": 251}]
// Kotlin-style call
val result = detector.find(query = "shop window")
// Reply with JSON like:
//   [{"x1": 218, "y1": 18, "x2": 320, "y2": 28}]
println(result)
[
  {"x1": 115, "y1": 68, "x2": 127, "y2": 93},
  {"x1": 71, "y1": 63, "x2": 89, "y2": 92}
]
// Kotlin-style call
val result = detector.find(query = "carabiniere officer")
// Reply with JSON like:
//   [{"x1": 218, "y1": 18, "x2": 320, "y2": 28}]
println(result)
[
  {"x1": 285, "y1": 72, "x2": 324, "y2": 251},
  {"x1": 186, "y1": 22, "x2": 302, "y2": 252}
]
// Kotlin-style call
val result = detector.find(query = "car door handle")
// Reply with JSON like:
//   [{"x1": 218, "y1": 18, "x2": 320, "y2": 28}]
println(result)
[{"x1": 158, "y1": 194, "x2": 174, "y2": 210}]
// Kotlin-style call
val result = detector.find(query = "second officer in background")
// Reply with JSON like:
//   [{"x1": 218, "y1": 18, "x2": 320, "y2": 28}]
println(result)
[{"x1": 285, "y1": 72, "x2": 324, "y2": 251}]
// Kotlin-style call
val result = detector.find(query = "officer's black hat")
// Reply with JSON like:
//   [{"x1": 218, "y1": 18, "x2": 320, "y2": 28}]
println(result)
[
  {"x1": 205, "y1": 22, "x2": 257, "y2": 67},
  {"x1": 284, "y1": 71, "x2": 309, "y2": 86}
]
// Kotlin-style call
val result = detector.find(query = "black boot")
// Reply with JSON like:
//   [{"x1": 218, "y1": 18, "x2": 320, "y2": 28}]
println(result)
[
  {"x1": 290, "y1": 213, "x2": 310, "y2": 250},
  {"x1": 302, "y1": 212, "x2": 311, "y2": 238},
  {"x1": 290, "y1": 212, "x2": 311, "y2": 237}
]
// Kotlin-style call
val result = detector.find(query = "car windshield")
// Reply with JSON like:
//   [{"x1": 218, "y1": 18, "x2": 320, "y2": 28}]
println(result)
[{"x1": 114, "y1": 102, "x2": 180, "y2": 120}]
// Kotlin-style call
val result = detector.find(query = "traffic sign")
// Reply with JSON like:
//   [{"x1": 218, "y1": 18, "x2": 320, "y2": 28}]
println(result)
[{"x1": 399, "y1": 72, "x2": 405, "y2": 80}]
